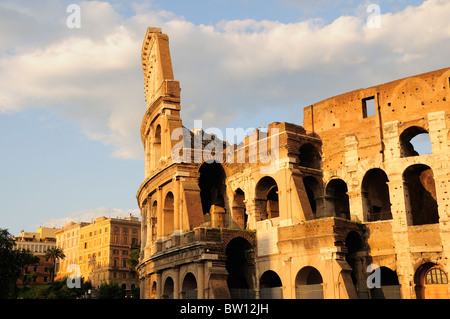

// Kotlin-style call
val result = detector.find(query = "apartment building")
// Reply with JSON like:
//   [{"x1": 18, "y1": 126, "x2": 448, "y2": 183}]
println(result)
[{"x1": 56, "y1": 216, "x2": 141, "y2": 293}]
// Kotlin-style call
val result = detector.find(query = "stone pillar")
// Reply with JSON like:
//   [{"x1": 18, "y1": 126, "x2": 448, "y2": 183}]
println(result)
[
  {"x1": 157, "y1": 187, "x2": 163, "y2": 239},
  {"x1": 156, "y1": 271, "x2": 162, "y2": 299},
  {"x1": 173, "y1": 267, "x2": 180, "y2": 299},
  {"x1": 383, "y1": 121, "x2": 400, "y2": 160},
  {"x1": 211, "y1": 205, "x2": 226, "y2": 228},
  {"x1": 344, "y1": 135, "x2": 359, "y2": 167},
  {"x1": 428, "y1": 111, "x2": 448, "y2": 155},
  {"x1": 388, "y1": 177, "x2": 415, "y2": 299},
  {"x1": 197, "y1": 262, "x2": 205, "y2": 299},
  {"x1": 173, "y1": 178, "x2": 181, "y2": 233}
]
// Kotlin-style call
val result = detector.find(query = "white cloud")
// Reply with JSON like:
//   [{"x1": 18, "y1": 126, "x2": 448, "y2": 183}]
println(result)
[
  {"x1": 0, "y1": 0, "x2": 449, "y2": 160},
  {"x1": 38, "y1": 207, "x2": 140, "y2": 229}
]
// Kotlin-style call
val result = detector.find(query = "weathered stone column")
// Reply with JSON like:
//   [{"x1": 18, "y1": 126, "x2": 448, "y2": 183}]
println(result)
[{"x1": 197, "y1": 261, "x2": 205, "y2": 299}]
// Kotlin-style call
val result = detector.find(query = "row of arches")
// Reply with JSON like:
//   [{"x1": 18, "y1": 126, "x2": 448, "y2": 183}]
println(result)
[
  {"x1": 304, "y1": 163, "x2": 439, "y2": 225},
  {"x1": 155, "y1": 234, "x2": 449, "y2": 299},
  {"x1": 151, "y1": 161, "x2": 439, "y2": 240}
]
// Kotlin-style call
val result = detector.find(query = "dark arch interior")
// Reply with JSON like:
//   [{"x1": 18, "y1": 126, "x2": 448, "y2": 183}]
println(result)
[{"x1": 198, "y1": 162, "x2": 227, "y2": 215}]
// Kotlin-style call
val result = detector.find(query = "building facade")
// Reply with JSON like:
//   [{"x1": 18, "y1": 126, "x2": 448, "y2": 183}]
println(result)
[
  {"x1": 55, "y1": 216, "x2": 141, "y2": 293},
  {"x1": 14, "y1": 227, "x2": 60, "y2": 285},
  {"x1": 136, "y1": 27, "x2": 450, "y2": 299}
]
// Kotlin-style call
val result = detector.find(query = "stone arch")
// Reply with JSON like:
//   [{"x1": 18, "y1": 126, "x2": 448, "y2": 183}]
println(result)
[
  {"x1": 162, "y1": 276, "x2": 174, "y2": 299},
  {"x1": 163, "y1": 191, "x2": 174, "y2": 237},
  {"x1": 325, "y1": 178, "x2": 350, "y2": 219},
  {"x1": 362, "y1": 168, "x2": 392, "y2": 222},
  {"x1": 403, "y1": 164, "x2": 439, "y2": 225},
  {"x1": 368, "y1": 266, "x2": 401, "y2": 299},
  {"x1": 399, "y1": 126, "x2": 432, "y2": 157},
  {"x1": 232, "y1": 188, "x2": 247, "y2": 229},
  {"x1": 259, "y1": 270, "x2": 283, "y2": 299},
  {"x1": 255, "y1": 176, "x2": 279, "y2": 221},
  {"x1": 414, "y1": 263, "x2": 449, "y2": 299},
  {"x1": 198, "y1": 162, "x2": 228, "y2": 216},
  {"x1": 181, "y1": 272, "x2": 198, "y2": 299},
  {"x1": 226, "y1": 237, "x2": 255, "y2": 299},
  {"x1": 295, "y1": 266, "x2": 324, "y2": 299},
  {"x1": 152, "y1": 124, "x2": 162, "y2": 166}
]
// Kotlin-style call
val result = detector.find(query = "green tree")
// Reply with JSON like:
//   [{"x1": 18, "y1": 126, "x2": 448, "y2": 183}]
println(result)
[
  {"x1": 97, "y1": 280, "x2": 125, "y2": 299},
  {"x1": 0, "y1": 228, "x2": 40, "y2": 298},
  {"x1": 44, "y1": 246, "x2": 65, "y2": 282}
]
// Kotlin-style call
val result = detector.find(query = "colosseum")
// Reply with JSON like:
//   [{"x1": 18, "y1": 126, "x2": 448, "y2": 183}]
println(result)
[{"x1": 136, "y1": 27, "x2": 450, "y2": 299}]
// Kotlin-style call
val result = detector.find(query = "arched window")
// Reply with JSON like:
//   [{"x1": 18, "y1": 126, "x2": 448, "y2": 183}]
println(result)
[
  {"x1": 399, "y1": 126, "x2": 432, "y2": 157},
  {"x1": 259, "y1": 270, "x2": 283, "y2": 299},
  {"x1": 415, "y1": 263, "x2": 449, "y2": 299},
  {"x1": 403, "y1": 164, "x2": 439, "y2": 225},
  {"x1": 232, "y1": 188, "x2": 247, "y2": 229},
  {"x1": 325, "y1": 179, "x2": 350, "y2": 220},
  {"x1": 226, "y1": 237, "x2": 255, "y2": 299},
  {"x1": 295, "y1": 267, "x2": 324, "y2": 299},
  {"x1": 362, "y1": 169, "x2": 392, "y2": 222},
  {"x1": 198, "y1": 162, "x2": 227, "y2": 215},
  {"x1": 426, "y1": 268, "x2": 448, "y2": 285},
  {"x1": 163, "y1": 277, "x2": 174, "y2": 299},
  {"x1": 255, "y1": 177, "x2": 279, "y2": 220},
  {"x1": 369, "y1": 267, "x2": 401, "y2": 299},
  {"x1": 299, "y1": 143, "x2": 322, "y2": 169},
  {"x1": 163, "y1": 192, "x2": 174, "y2": 237},
  {"x1": 152, "y1": 125, "x2": 162, "y2": 166},
  {"x1": 181, "y1": 273, "x2": 198, "y2": 299}
]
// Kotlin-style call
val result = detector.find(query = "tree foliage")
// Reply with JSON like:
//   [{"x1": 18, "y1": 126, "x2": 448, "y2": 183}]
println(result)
[
  {"x1": 0, "y1": 228, "x2": 40, "y2": 298},
  {"x1": 97, "y1": 280, "x2": 125, "y2": 299}
]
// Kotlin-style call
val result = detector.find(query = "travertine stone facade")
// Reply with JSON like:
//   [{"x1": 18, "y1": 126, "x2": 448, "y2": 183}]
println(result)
[{"x1": 137, "y1": 27, "x2": 450, "y2": 299}]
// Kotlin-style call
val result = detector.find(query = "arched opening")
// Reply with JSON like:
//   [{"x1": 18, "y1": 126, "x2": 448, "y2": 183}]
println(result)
[
  {"x1": 255, "y1": 177, "x2": 279, "y2": 221},
  {"x1": 232, "y1": 188, "x2": 247, "y2": 229},
  {"x1": 362, "y1": 169, "x2": 392, "y2": 222},
  {"x1": 345, "y1": 231, "x2": 366, "y2": 298},
  {"x1": 303, "y1": 176, "x2": 323, "y2": 218},
  {"x1": 226, "y1": 237, "x2": 255, "y2": 299},
  {"x1": 181, "y1": 273, "x2": 198, "y2": 299},
  {"x1": 152, "y1": 125, "x2": 162, "y2": 166},
  {"x1": 325, "y1": 179, "x2": 350, "y2": 220},
  {"x1": 400, "y1": 126, "x2": 432, "y2": 157},
  {"x1": 198, "y1": 162, "x2": 227, "y2": 215},
  {"x1": 151, "y1": 200, "x2": 158, "y2": 242},
  {"x1": 368, "y1": 266, "x2": 401, "y2": 299},
  {"x1": 259, "y1": 270, "x2": 283, "y2": 299},
  {"x1": 299, "y1": 143, "x2": 322, "y2": 170},
  {"x1": 162, "y1": 276, "x2": 174, "y2": 299},
  {"x1": 295, "y1": 267, "x2": 324, "y2": 299},
  {"x1": 414, "y1": 263, "x2": 449, "y2": 299},
  {"x1": 403, "y1": 164, "x2": 439, "y2": 225},
  {"x1": 163, "y1": 192, "x2": 174, "y2": 237}
]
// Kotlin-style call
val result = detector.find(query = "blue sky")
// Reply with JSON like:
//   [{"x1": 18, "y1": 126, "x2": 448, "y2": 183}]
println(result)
[{"x1": 0, "y1": 0, "x2": 447, "y2": 235}]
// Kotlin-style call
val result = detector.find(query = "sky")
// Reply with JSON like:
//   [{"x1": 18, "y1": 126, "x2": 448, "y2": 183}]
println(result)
[{"x1": 0, "y1": 0, "x2": 448, "y2": 236}]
